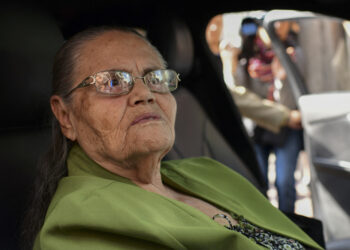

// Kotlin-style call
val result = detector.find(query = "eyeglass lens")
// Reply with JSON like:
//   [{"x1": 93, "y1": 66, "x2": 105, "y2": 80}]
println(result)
[{"x1": 94, "y1": 69, "x2": 178, "y2": 95}]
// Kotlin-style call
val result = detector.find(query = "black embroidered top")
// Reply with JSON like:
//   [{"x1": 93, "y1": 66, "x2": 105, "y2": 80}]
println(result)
[{"x1": 213, "y1": 214, "x2": 305, "y2": 250}]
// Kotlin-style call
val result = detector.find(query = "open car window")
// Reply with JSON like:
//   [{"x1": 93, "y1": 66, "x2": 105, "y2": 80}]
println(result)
[{"x1": 206, "y1": 10, "x2": 350, "y2": 245}]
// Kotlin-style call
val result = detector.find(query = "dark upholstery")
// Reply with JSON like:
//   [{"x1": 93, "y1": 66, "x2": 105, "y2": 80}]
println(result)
[
  {"x1": 0, "y1": 4, "x2": 63, "y2": 249},
  {"x1": 167, "y1": 87, "x2": 262, "y2": 189}
]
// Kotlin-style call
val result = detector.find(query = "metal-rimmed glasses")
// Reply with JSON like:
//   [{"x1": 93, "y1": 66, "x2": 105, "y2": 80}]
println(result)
[{"x1": 64, "y1": 69, "x2": 180, "y2": 97}]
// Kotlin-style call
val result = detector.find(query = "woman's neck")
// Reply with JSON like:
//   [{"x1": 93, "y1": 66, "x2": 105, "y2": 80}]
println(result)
[{"x1": 95, "y1": 152, "x2": 167, "y2": 190}]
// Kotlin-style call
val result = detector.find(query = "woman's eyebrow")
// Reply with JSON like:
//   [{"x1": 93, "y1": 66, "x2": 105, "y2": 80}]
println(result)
[
  {"x1": 106, "y1": 68, "x2": 129, "y2": 72},
  {"x1": 105, "y1": 67, "x2": 165, "y2": 75},
  {"x1": 142, "y1": 67, "x2": 163, "y2": 75}
]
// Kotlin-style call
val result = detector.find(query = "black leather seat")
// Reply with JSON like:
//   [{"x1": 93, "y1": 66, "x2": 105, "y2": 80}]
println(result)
[{"x1": 0, "y1": 4, "x2": 64, "y2": 249}]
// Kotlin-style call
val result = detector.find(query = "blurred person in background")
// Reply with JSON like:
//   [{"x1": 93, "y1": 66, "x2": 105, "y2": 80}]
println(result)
[{"x1": 206, "y1": 14, "x2": 303, "y2": 213}]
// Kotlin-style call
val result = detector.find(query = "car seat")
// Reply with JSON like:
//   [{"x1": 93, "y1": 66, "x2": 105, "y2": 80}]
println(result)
[
  {"x1": 0, "y1": 3, "x2": 64, "y2": 249},
  {"x1": 147, "y1": 18, "x2": 267, "y2": 193}
]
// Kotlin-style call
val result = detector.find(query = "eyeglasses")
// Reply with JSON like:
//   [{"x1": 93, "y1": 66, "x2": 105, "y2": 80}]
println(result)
[{"x1": 64, "y1": 69, "x2": 180, "y2": 97}]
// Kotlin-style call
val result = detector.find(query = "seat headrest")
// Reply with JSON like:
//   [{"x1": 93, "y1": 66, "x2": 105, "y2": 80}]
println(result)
[
  {"x1": 0, "y1": 4, "x2": 64, "y2": 130},
  {"x1": 148, "y1": 19, "x2": 194, "y2": 79}
]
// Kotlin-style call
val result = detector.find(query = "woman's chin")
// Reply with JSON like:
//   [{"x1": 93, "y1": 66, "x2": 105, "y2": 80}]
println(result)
[
  {"x1": 130, "y1": 132, "x2": 174, "y2": 156},
  {"x1": 144, "y1": 136, "x2": 173, "y2": 153}
]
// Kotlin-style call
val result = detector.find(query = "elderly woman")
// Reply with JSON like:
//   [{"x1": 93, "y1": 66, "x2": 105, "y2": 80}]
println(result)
[{"x1": 29, "y1": 26, "x2": 322, "y2": 250}]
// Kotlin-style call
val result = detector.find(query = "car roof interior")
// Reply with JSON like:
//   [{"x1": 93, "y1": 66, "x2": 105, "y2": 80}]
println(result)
[{"x1": 1, "y1": 1, "x2": 349, "y2": 249}]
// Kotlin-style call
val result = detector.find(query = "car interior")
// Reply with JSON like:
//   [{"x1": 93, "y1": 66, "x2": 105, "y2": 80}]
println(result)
[{"x1": 1, "y1": 1, "x2": 349, "y2": 250}]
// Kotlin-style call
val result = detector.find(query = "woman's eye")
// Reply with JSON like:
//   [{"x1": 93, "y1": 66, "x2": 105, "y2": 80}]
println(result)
[
  {"x1": 109, "y1": 79, "x2": 121, "y2": 87},
  {"x1": 150, "y1": 79, "x2": 159, "y2": 85},
  {"x1": 148, "y1": 75, "x2": 162, "y2": 85}
]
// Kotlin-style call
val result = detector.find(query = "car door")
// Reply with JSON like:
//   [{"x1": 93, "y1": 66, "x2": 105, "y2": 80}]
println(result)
[{"x1": 264, "y1": 10, "x2": 350, "y2": 247}]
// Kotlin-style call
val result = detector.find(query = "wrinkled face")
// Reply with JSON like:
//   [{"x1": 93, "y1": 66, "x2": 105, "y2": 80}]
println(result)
[{"x1": 68, "y1": 31, "x2": 177, "y2": 167}]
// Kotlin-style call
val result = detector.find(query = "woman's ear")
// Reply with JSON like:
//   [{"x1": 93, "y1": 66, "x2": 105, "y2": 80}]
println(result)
[{"x1": 50, "y1": 95, "x2": 77, "y2": 141}]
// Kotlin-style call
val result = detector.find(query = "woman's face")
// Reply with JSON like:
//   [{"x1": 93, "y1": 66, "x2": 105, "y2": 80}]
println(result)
[{"x1": 67, "y1": 31, "x2": 177, "y2": 168}]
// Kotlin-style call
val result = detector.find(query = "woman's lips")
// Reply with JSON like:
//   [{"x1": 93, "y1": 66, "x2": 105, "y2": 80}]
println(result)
[{"x1": 131, "y1": 113, "x2": 161, "y2": 126}]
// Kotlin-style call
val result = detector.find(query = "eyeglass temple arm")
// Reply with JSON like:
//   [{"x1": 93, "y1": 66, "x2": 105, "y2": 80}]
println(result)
[
  {"x1": 176, "y1": 73, "x2": 181, "y2": 81},
  {"x1": 64, "y1": 77, "x2": 94, "y2": 97}
]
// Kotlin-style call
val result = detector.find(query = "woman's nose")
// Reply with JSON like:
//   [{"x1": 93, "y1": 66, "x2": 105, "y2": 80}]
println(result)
[{"x1": 128, "y1": 79, "x2": 155, "y2": 106}]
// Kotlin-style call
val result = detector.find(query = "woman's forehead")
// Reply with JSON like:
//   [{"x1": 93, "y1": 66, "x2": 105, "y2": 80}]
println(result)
[
  {"x1": 82, "y1": 31, "x2": 157, "y2": 59},
  {"x1": 77, "y1": 31, "x2": 163, "y2": 76}
]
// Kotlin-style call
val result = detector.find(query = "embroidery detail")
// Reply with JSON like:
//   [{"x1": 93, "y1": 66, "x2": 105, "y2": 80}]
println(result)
[{"x1": 213, "y1": 214, "x2": 305, "y2": 250}]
